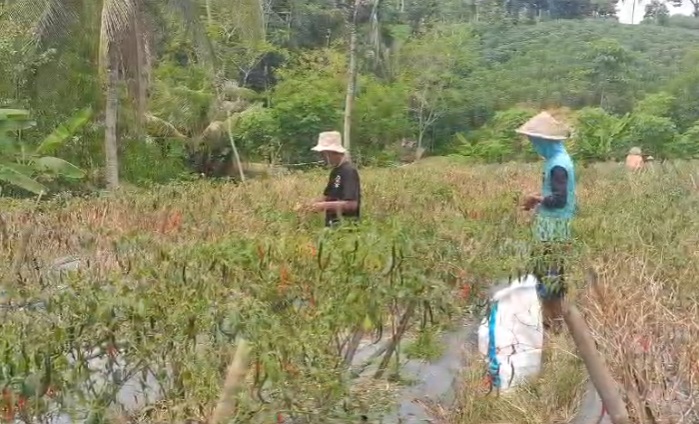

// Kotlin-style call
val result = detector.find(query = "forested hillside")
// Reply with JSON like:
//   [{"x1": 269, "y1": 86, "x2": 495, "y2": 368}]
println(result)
[{"x1": 2, "y1": 0, "x2": 699, "y2": 189}]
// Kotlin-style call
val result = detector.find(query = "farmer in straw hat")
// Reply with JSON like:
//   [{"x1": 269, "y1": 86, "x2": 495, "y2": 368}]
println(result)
[
  {"x1": 518, "y1": 112, "x2": 576, "y2": 332},
  {"x1": 301, "y1": 131, "x2": 361, "y2": 228}
]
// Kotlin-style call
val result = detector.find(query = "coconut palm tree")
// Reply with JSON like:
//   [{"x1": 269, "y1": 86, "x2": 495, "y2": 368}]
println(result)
[
  {"x1": 621, "y1": 0, "x2": 645, "y2": 23},
  {"x1": 342, "y1": 0, "x2": 362, "y2": 153},
  {"x1": 4, "y1": 0, "x2": 213, "y2": 189}
]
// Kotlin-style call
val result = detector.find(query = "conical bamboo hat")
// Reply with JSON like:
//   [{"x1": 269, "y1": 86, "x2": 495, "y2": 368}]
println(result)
[{"x1": 516, "y1": 111, "x2": 570, "y2": 141}]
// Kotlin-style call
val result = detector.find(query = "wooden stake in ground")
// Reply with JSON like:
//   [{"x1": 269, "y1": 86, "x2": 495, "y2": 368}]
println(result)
[
  {"x1": 210, "y1": 339, "x2": 252, "y2": 424},
  {"x1": 562, "y1": 302, "x2": 629, "y2": 424},
  {"x1": 374, "y1": 301, "x2": 416, "y2": 379}
]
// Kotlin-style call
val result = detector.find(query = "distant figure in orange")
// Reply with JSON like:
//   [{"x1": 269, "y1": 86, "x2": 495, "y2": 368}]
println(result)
[{"x1": 625, "y1": 147, "x2": 644, "y2": 171}]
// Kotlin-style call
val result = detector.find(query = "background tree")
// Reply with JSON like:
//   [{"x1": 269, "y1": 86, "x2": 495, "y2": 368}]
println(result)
[
  {"x1": 343, "y1": 0, "x2": 362, "y2": 152},
  {"x1": 7, "y1": 0, "x2": 211, "y2": 189},
  {"x1": 2, "y1": 0, "x2": 699, "y2": 183},
  {"x1": 671, "y1": 0, "x2": 699, "y2": 17},
  {"x1": 644, "y1": 0, "x2": 671, "y2": 24},
  {"x1": 582, "y1": 38, "x2": 635, "y2": 111}
]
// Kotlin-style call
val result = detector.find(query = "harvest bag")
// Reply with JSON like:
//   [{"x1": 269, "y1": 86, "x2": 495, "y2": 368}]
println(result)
[{"x1": 477, "y1": 274, "x2": 544, "y2": 392}]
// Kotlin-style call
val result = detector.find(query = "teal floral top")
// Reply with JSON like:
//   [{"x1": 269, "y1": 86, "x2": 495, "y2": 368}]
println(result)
[{"x1": 533, "y1": 215, "x2": 572, "y2": 243}]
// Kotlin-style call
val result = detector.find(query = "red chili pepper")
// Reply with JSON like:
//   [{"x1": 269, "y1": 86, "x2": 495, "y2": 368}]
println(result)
[
  {"x1": 2, "y1": 389, "x2": 14, "y2": 422},
  {"x1": 2, "y1": 407, "x2": 12, "y2": 423},
  {"x1": 16, "y1": 396, "x2": 27, "y2": 412},
  {"x1": 459, "y1": 284, "x2": 471, "y2": 300},
  {"x1": 277, "y1": 266, "x2": 290, "y2": 294},
  {"x1": 107, "y1": 343, "x2": 118, "y2": 359},
  {"x1": 303, "y1": 242, "x2": 317, "y2": 258},
  {"x1": 167, "y1": 212, "x2": 182, "y2": 233}
]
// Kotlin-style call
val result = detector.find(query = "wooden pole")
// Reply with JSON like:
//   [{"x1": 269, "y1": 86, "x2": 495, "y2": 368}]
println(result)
[
  {"x1": 227, "y1": 114, "x2": 246, "y2": 183},
  {"x1": 562, "y1": 302, "x2": 629, "y2": 424},
  {"x1": 210, "y1": 339, "x2": 252, "y2": 424}
]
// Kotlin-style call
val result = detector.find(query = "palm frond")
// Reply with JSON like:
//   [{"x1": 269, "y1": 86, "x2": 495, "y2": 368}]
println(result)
[
  {"x1": 232, "y1": 0, "x2": 266, "y2": 43},
  {"x1": 1, "y1": 0, "x2": 78, "y2": 46},
  {"x1": 120, "y1": 5, "x2": 152, "y2": 121},
  {"x1": 145, "y1": 113, "x2": 187, "y2": 140},
  {"x1": 97, "y1": 0, "x2": 153, "y2": 122},
  {"x1": 31, "y1": 0, "x2": 78, "y2": 45},
  {"x1": 98, "y1": 0, "x2": 138, "y2": 71},
  {"x1": 198, "y1": 103, "x2": 261, "y2": 147},
  {"x1": 166, "y1": 0, "x2": 217, "y2": 67}
]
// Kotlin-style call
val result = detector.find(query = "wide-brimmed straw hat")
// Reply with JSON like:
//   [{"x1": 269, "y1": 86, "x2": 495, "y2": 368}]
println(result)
[
  {"x1": 516, "y1": 111, "x2": 570, "y2": 141},
  {"x1": 628, "y1": 146, "x2": 642, "y2": 156},
  {"x1": 311, "y1": 131, "x2": 347, "y2": 154}
]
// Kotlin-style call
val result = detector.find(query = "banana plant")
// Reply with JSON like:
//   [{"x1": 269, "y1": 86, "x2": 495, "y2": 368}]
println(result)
[{"x1": 0, "y1": 108, "x2": 90, "y2": 196}]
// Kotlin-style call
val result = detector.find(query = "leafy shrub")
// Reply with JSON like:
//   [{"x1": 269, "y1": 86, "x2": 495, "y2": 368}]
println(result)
[
  {"x1": 271, "y1": 51, "x2": 345, "y2": 162},
  {"x1": 353, "y1": 77, "x2": 412, "y2": 153},
  {"x1": 672, "y1": 121, "x2": 699, "y2": 158},
  {"x1": 625, "y1": 113, "x2": 678, "y2": 158},
  {"x1": 235, "y1": 106, "x2": 282, "y2": 162},
  {"x1": 457, "y1": 107, "x2": 537, "y2": 162},
  {"x1": 120, "y1": 138, "x2": 190, "y2": 185},
  {"x1": 634, "y1": 91, "x2": 676, "y2": 117},
  {"x1": 571, "y1": 107, "x2": 631, "y2": 161}
]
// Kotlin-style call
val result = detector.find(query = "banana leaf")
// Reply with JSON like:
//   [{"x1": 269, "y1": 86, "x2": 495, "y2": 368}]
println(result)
[
  {"x1": 3, "y1": 162, "x2": 36, "y2": 176},
  {"x1": 0, "y1": 166, "x2": 47, "y2": 195},
  {"x1": 0, "y1": 109, "x2": 36, "y2": 153},
  {"x1": 0, "y1": 109, "x2": 35, "y2": 133},
  {"x1": 0, "y1": 119, "x2": 36, "y2": 134},
  {"x1": 34, "y1": 156, "x2": 86, "y2": 179},
  {"x1": 0, "y1": 109, "x2": 31, "y2": 119},
  {"x1": 36, "y1": 107, "x2": 93, "y2": 155}
]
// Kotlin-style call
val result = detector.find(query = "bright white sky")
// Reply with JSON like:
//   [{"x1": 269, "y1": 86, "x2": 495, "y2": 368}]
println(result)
[{"x1": 616, "y1": 0, "x2": 695, "y2": 24}]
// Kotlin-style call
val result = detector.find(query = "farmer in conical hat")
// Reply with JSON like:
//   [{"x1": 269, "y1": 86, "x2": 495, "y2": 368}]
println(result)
[
  {"x1": 518, "y1": 112, "x2": 576, "y2": 331},
  {"x1": 625, "y1": 146, "x2": 644, "y2": 171},
  {"x1": 301, "y1": 131, "x2": 361, "y2": 228}
]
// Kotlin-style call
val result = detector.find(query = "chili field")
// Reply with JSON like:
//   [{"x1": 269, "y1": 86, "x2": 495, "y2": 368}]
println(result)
[{"x1": 0, "y1": 158, "x2": 697, "y2": 423}]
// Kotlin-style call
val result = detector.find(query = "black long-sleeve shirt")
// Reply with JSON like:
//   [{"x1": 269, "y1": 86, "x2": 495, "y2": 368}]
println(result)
[{"x1": 541, "y1": 166, "x2": 568, "y2": 209}]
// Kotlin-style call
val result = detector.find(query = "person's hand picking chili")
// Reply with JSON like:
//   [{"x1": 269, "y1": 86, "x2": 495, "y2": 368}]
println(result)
[{"x1": 521, "y1": 193, "x2": 543, "y2": 211}]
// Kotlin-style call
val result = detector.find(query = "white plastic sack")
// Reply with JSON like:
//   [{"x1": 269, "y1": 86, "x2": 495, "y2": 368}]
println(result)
[{"x1": 477, "y1": 274, "x2": 544, "y2": 392}]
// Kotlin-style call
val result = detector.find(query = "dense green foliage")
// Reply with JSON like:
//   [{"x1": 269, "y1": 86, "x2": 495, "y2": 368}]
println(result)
[{"x1": 1, "y1": 0, "x2": 699, "y2": 185}]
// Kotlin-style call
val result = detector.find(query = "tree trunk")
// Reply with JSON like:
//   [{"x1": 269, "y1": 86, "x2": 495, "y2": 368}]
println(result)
[
  {"x1": 227, "y1": 114, "x2": 246, "y2": 182},
  {"x1": 342, "y1": 0, "x2": 361, "y2": 152},
  {"x1": 134, "y1": 16, "x2": 147, "y2": 134},
  {"x1": 104, "y1": 65, "x2": 119, "y2": 190},
  {"x1": 206, "y1": 0, "x2": 213, "y2": 25}
]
